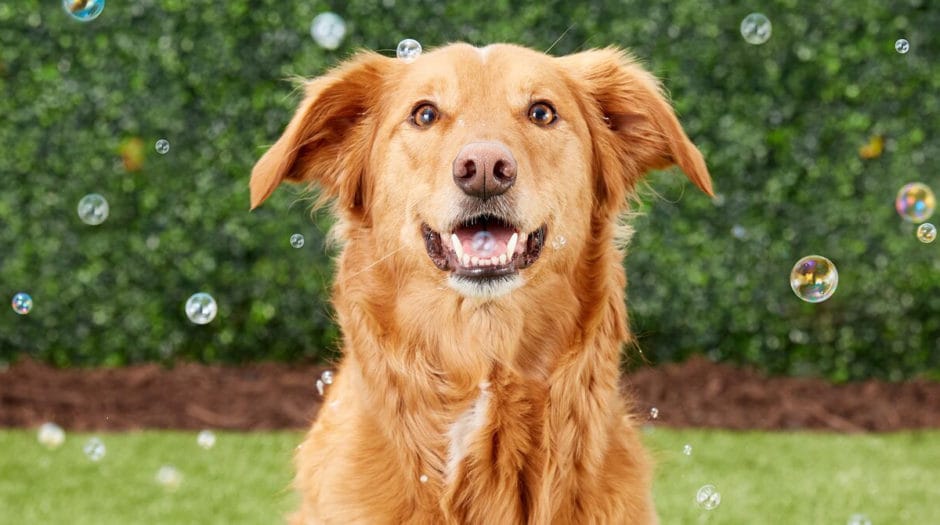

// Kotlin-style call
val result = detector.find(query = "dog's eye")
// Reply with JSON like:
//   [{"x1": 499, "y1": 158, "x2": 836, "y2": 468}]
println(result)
[
  {"x1": 410, "y1": 103, "x2": 439, "y2": 128},
  {"x1": 528, "y1": 102, "x2": 557, "y2": 126}
]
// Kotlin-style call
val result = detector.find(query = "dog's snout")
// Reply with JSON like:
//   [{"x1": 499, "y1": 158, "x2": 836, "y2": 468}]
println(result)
[{"x1": 452, "y1": 142, "x2": 517, "y2": 200}]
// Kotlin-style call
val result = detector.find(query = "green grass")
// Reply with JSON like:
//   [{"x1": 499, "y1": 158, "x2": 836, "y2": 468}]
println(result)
[{"x1": 1, "y1": 428, "x2": 938, "y2": 524}]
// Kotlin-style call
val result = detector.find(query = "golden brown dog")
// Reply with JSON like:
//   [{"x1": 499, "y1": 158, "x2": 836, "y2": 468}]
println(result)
[{"x1": 251, "y1": 43, "x2": 712, "y2": 524}]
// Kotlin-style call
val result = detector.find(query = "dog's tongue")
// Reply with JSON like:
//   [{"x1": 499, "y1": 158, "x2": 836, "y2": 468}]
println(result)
[{"x1": 455, "y1": 223, "x2": 515, "y2": 258}]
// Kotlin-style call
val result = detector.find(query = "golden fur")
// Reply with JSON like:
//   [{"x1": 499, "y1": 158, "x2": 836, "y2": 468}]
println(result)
[{"x1": 250, "y1": 43, "x2": 712, "y2": 524}]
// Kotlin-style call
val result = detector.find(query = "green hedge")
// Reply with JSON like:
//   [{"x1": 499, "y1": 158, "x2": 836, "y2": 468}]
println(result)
[{"x1": 1, "y1": 1, "x2": 938, "y2": 380}]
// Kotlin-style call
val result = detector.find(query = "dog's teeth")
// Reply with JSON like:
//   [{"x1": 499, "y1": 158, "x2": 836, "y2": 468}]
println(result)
[
  {"x1": 491, "y1": 256, "x2": 500, "y2": 266},
  {"x1": 499, "y1": 254, "x2": 507, "y2": 265},
  {"x1": 471, "y1": 256, "x2": 479, "y2": 266},
  {"x1": 507, "y1": 232, "x2": 518, "y2": 255},
  {"x1": 462, "y1": 254, "x2": 470, "y2": 266},
  {"x1": 451, "y1": 234, "x2": 464, "y2": 260}
]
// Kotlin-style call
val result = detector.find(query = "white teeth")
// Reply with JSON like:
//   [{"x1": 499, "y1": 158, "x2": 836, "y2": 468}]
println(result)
[
  {"x1": 471, "y1": 256, "x2": 479, "y2": 266},
  {"x1": 491, "y1": 256, "x2": 499, "y2": 266},
  {"x1": 451, "y1": 234, "x2": 464, "y2": 261},
  {"x1": 506, "y1": 232, "x2": 518, "y2": 255},
  {"x1": 499, "y1": 254, "x2": 507, "y2": 265},
  {"x1": 462, "y1": 254, "x2": 470, "y2": 266}
]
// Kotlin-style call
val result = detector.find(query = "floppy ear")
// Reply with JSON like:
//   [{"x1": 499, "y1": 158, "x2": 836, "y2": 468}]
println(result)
[
  {"x1": 558, "y1": 48, "x2": 713, "y2": 207},
  {"x1": 250, "y1": 51, "x2": 393, "y2": 212}
]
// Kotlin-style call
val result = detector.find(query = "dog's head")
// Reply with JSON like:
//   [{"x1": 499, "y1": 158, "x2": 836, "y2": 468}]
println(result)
[{"x1": 251, "y1": 43, "x2": 711, "y2": 300}]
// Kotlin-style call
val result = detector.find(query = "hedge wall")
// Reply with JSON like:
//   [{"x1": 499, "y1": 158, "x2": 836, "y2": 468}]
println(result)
[{"x1": 1, "y1": 1, "x2": 938, "y2": 380}]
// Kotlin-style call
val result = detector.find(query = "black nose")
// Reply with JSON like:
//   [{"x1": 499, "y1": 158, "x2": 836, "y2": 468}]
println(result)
[{"x1": 452, "y1": 142, "x2": 517, "y2": 200}]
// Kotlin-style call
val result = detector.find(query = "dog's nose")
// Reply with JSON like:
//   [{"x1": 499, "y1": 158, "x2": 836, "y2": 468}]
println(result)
[{"x1": 452, "y1": 142, "x2": 517, "y2": 200}]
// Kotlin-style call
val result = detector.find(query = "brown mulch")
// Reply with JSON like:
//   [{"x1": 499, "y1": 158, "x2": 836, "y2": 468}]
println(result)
[{"x1": 1, "y1": 356, "x2": 938, "y2": 432}]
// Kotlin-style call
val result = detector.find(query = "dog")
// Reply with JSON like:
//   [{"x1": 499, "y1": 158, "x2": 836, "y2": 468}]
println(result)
[{"x1": 250, "y1": 42, "x2": 712, "y2": 524}]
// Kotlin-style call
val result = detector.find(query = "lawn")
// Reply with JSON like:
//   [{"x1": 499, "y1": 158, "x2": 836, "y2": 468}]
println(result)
[{"x1": 1, "y1": 428, "x2": 937, "y2": 524}]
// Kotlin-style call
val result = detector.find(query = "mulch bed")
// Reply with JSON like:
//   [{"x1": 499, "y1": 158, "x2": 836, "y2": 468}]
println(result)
[{"x1": 1, "y1": 356, "x2": 938, "y2": 432}]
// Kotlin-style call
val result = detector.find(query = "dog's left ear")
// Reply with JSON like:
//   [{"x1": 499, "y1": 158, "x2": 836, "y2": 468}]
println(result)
[
  {"x1": 250, "y1": 51, "x2": 393, "y2": 212},
  {"x1": 558, "y1": 48, "x2": 713, "y2": 205}
]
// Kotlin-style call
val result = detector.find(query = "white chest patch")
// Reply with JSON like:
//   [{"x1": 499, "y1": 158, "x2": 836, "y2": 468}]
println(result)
[{"x1": 445, "y1": 383, "x2": 491, "y2": 482}]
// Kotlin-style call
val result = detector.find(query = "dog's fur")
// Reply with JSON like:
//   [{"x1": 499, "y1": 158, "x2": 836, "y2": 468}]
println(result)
[{"x1": 250, "y1": 43, "x2": 712, "y2": 524}]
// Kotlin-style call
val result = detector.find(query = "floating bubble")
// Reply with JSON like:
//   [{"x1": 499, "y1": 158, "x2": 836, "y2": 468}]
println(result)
[
  {"x1": 83, "y1": 437, "x2": 106, "y2": 462},
  {"x1": 551, "y1": 236, "x2": 567, "y2": 250},
  {"x1": 37, "y1": 423, "x2": 65, "y2": 449},
  {"x1": 847, "y1": 514, "x2": 872, "y2": 525},
  {"x1": 77, "y1": 193, "x2": 109, "y2": 225},
  {"x1": 197, "y1": 430, "x2": 216, "y2": 450},
  {"x1": 316, "y1": 379, "x2": 325, "y2": 396},
  {"x1": 696, "y1": 484, "x2": 722, "y2": 510},
  {"x1": 790, "y1": 255, "x2": 838, "y2": 303},
  {"x1": 682, "y1": 444, "x2": 692, "y2": 456},
  {"x1": 11, "y1": 293, "x2": 33, "y2": 315},
  {"x1": 155, "y1": 465, "x2": 183, "y2": 491},
  {"x1": 471, "y1": 231, "x2": 496, "y2": 256},
  {"x1": 895, "y1": 183, "x2": 935, "y2": 223},
  {"x1": 185, "y1": 293, "x2": 217, "y2": 325},
  {"x1": 419, "y1": 474, "x2": 429, "y2": 483},
  {"x1": 917, "y1": 223, "x2": 936, "y2": 243},
  {"x1": 62, "y1": 0, "x2": 105, "y2": 22},
  {"x1": 155, "y1": 139, "x2": 170, "y2": 155},
  {"x1": 290, "y1": 233, "x2": 305, "y2": 249},
  {"x1": 649, "y1": 407, "x2": 659, "y2": 420},
  {"x1": 321, "y1": 370, "x2": 334, "y2": 385},
  {"x1": 310, "y1": 12, "x2": 346, "y2": 50},
  {"x1": 895, "y1": 38, "x2": 910, "y2": 54},
  {"x1": 397, "y1": 39, "x2": 422, "y2": 62},
  {"x1": 740, "y1": 13, "x2": 772, "y2": 45}
]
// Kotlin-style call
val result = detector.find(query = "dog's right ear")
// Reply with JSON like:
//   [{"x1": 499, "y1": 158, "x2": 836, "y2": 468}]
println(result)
[{"x1": 250, "y1": 51, "x2": 393, "y2": 212}]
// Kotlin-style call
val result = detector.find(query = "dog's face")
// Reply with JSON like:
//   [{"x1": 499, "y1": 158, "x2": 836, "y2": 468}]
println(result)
[{"x1": 251, "y1": 44, "x2": 711, "y2": 299}]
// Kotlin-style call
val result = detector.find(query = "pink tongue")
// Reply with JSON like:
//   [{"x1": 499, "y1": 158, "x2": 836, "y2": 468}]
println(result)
[{"x1": 455, "y1": 223, "x2": 515, "y2": 258}]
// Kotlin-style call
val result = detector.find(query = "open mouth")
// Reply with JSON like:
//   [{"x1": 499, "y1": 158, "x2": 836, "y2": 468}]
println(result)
[{"x1": 422, "y1": 215, "x2": 546, "y2": 279}]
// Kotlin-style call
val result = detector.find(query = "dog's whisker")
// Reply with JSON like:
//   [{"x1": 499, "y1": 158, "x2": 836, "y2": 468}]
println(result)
[
  {"x1": 545, "y1": 23, "x2": 576, "y2": 54},
  {"x1": 342, "y1": 244, "x2": 409, "y2": 280}
]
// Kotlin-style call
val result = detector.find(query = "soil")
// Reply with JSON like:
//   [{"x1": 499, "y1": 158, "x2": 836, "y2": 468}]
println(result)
[{"x1": 1, "y1": 356, "x2": 938, "y2": 432}]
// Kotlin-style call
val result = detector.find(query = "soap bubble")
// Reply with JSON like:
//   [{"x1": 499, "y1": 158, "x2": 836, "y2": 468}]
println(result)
[
  {"x1": 197, "y1": 430, "x2": 216, "y2": 450},
  {"x1": 155, "y1": 139, "x2": 170, "y2": 154},
  {"x1": 895, "y1": 183, "x2": 935, "y2": 223},
  {"x1": 185, "y1": 293, "x2": 217, "y2": 325},
  {"x1": 682, "y1": 444, "x2": 692, "y2": 456},
  {"x1": 397, "y1": 39, "x2": 422, "y2": 62},
  {"x1": 290, "y1": 233, "x2": 305, "y2": 248},
  {"x1": 77, "y1": 193, "x2": 109, "y2": 225},
  {"x1": 740, "y1": 13, "x2": 772, "y2": 45},
  {"x1": 649, "y1": 407, "x2": 659, "y2": 420},
  {"x1": 310, "y1": 12, "x2": 346, "y2": 50},
  {"x1": 895, "y1": 38, "x2": 910, "y2": 54},
  {"x1": 696, "y1": 484, "x2": 721, "y2": 510},
  {"x1": 790, "y1": 255, "x2": 838, "y2": 303},
  {"x1": 471, "y1": 231, "x2": 496, "y2": 256},
  {"x1": 155, "y1": 465, "x2": 183, "y2": 491},
  {"x1": 62, "y1": 0, "x2": 104, "y2": 22},
  {"x1": 11, "y1": 293, "x2": 33, "y2": 315},
  {"x1": 419, "y1": 474, "x2": 429, "y2": 483},
  {"x1": 37, "y1": 423, "x2": 65, "y2": 449},
  {"x1": 321, "y1": 370, "x2": 334, "y2": 385},
  {"x1": 551, "y1": 236, "x2": 567, "y2": 250},
  {"x1": 917, "y1": 223, "x2": 936, "y2": 243},
  {"x1": 847, "y1": 514, "x2": 872, "y2": 525},
  {"x1": 83, "y1": 437, "x2": 106, "y2": 461},
  {"x1": 316, "y1": 379, "x2": 325, "y2": 396}
]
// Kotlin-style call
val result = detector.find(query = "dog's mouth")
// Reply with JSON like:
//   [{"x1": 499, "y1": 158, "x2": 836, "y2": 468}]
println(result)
[{"x1": 422, "y1": 215, "x2": 546, "y2": 279}]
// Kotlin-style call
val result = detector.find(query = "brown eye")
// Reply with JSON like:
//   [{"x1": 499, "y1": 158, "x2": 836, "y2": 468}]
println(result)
[
  {"x1": 528, "y1": 102, "x2": 557, "y2": 126},
  {"x1": 411, "y1": 103, "x2": 439, "y2": 128}
]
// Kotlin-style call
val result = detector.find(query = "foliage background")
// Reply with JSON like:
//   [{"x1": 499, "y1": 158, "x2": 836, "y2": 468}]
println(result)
[{"x1": 0, "y1": 0, "x2": 937, "y2": 380}]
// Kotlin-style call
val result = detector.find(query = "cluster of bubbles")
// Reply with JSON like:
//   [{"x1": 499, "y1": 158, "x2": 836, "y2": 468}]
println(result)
[
  {"x1": 695, "y1": 484, "x2": 722, "y2": 510},
  {"x1": 77, "y1": 193, "x2": 109, "y2": 226},
  {"x1": 83, "y1": 437, "x2": 106, "y2": 462},
  {"x1": 11, "y1": 292, "x2": 33, "y2": 315},
  {"x1": 37, "y1": 422, "x2": 66, "y2": 449},
  {"x1": 290, "y1": 233, "x2": 305, "y2": 249},
  {"x1": 310, "y1": 12, "x2": 346, "y2": 50},
  {"x1": 847, "y1": 514, "x2": 872, "y2": 525},
  {"x1": 895, "y1": 38, "x2": 910, "y2": 54},
  {"x1": 917, "y1": 223, "x2": 936, "y2": 244},
  {"x1": 155, "y1": 139, "x2": 170, "y2": 155},
  {"x1": 397, "y1": 39, "x2": 423, "y2": 62},
  {"x1": 740, "y1": 13, "x2": 772, "y2": 45},
  {"x1": 62, "y1": 0, "x2": 104, "y2": 22},
  {"x1": 197, "y1": 429, "x2": 217, "y2": 450},
  {"x1": 790, "y1": 255, "x2": 839, "y2": 303},
  {"x1": 185, "y1": 292, "x2": 218, "y2": 325},
  {"x1": 156, "y1": 465, "x2": 183, "y2": 491}
]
